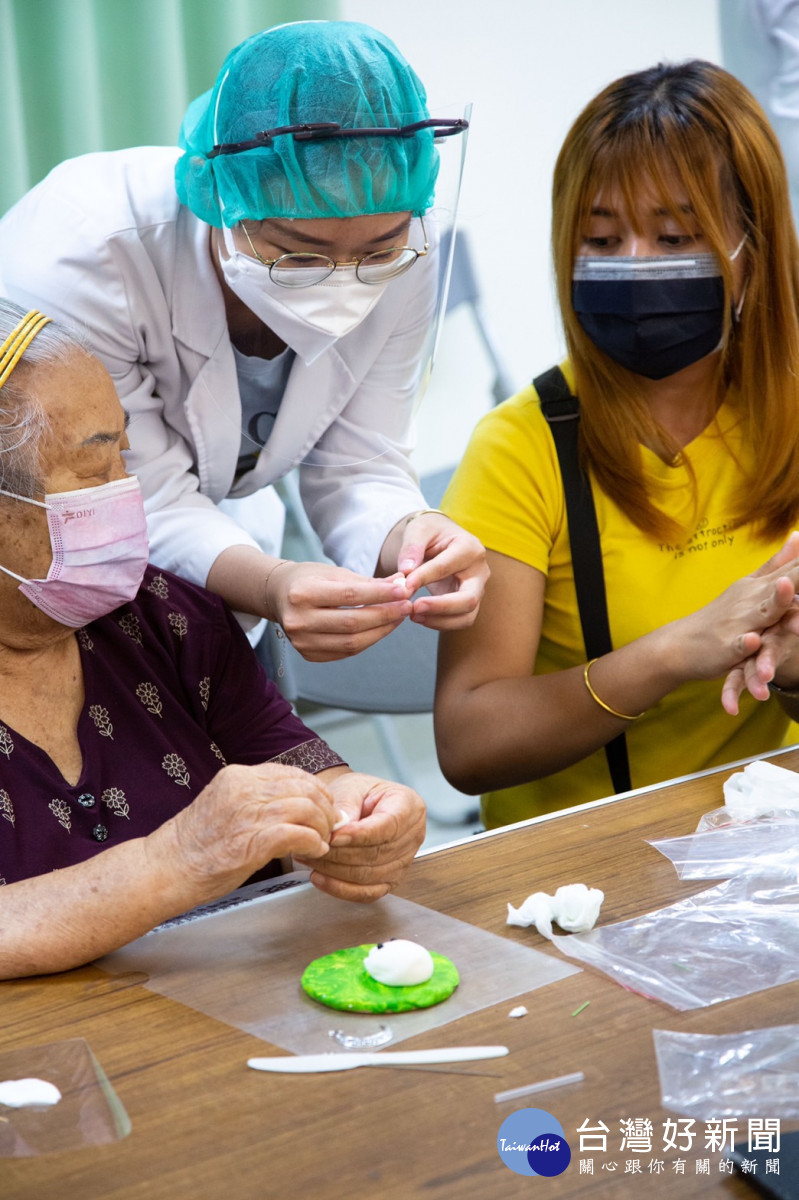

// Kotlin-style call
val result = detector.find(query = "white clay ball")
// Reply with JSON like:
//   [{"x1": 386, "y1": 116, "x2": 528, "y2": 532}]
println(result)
[{"x1": 363, "y1": 939, "x2": 435, "y2": 986}]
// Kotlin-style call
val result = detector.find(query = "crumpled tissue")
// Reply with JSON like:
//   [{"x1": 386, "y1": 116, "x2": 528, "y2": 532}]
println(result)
[
  {"x1": 507, "y1": 884, "x2": 604, "y2": 939},
  {"x1": 722, "y1": 760, "x2": 799, "y2": 821}
]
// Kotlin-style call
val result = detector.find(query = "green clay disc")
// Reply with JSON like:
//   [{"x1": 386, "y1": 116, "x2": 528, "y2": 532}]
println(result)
[{"x1": 301, "y1": 943, "x2": 460, "y2": 1013}]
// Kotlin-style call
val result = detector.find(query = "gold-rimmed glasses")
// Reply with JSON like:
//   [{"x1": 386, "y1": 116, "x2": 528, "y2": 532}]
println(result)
[{"x1": 239, "y1": 215, "x2": 429, "y2": 288}]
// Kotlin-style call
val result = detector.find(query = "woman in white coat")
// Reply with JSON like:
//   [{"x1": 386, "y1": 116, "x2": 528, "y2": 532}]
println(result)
[{"x1": 0, "y1": 21, "x2": 487, "y2": 660}]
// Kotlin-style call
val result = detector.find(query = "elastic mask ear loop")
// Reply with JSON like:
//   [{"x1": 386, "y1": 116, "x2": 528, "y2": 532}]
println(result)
[
  {"x1": 730, "y1": 233, "x2": 748, "y2": 324},
  {"x1": 0, "y1": 487, "x2": 50, "y2": 509},
  {"x1": 733, "y1": 279, "x2": 749, "y2": 323},
  {"x1": 0, "y1": 489, "x2": 53, "y2": 583},
  {"x1": 730, "y1": 233, "x2": 747, "y2": 261},
  {"x1": 0, "y1": 562, "x2": 32, "y2": 585},
  {"x1": 0, "y1": 484, "x2": 52, "y2": 583}
]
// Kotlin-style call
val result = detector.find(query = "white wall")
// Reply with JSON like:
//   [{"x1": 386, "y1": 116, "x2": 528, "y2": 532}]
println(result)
[{"x1": 341, "y1": 0, "x2": 722, "y2": 473}]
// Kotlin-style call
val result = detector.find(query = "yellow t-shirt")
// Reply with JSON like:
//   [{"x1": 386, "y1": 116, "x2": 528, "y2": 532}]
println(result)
[{"x1": 443, "y1": 368, "x2": 798, "y2": 828}]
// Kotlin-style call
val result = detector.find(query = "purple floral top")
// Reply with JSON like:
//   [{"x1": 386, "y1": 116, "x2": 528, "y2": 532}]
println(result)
[{"x1": 0, "y1": 566, "x2": 344, "y2": 884}]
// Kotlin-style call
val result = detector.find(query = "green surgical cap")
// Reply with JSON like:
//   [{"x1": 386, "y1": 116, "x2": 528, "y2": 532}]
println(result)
[{"x1": 175, "y1": 21, "x2": 440, "y2": 227}]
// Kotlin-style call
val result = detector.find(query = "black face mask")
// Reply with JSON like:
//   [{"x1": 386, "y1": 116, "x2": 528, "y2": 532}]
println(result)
[{"x1": 571, "y1": 253, "x2": 726, "y2": 380}]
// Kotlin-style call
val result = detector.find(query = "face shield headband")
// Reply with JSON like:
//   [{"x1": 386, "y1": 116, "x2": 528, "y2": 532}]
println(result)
[
  {"x1": 197, "y1": 117, "x2": 465, "y2": 226},
  {"x1": 206, "y1": 118, "x2": 468, "y2": 160}
]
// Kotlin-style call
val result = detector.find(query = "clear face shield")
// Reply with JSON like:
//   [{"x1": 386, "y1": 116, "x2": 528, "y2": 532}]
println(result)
[
  {"x1": 207, "y1": 108, "x2": 471, "y2": 477},
  {"x1": 410, "y1": 102, "x2": 473, "y2": 412}
]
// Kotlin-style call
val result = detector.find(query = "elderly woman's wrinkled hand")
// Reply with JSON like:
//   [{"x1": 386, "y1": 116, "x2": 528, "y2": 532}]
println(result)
[
  {"x1": 297, "y1": 772, "x2": 426, "y2": 901},
  {"x1": 159, "y1": 762, "x2": 338, "y2": 899}
]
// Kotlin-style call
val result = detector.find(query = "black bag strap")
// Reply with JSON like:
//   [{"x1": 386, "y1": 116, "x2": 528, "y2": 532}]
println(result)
[{"x1": 535, "y1": 365, "x2": 632, "y2": 795}]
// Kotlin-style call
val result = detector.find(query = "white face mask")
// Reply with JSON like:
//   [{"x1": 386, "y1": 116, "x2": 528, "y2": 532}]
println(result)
[{"x1": 218, "y1": 224, "x2": 390, "y2": 366}]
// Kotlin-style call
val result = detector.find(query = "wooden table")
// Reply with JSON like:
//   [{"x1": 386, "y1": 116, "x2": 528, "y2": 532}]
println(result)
[{"x1": 3, "y1": 747, "x2": 799, "y2": 1199}]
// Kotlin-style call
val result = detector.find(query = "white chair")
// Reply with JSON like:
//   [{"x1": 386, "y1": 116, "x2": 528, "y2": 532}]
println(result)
[
  {"x1": 439, "y1": 227, "x2": 515, "y2": 405},
  {"x1": 262, "y1": 617, "x2": 437, "y2": 790},
  {"x1": 261, "y1": 612, "x2": 481, "y2": 824}
]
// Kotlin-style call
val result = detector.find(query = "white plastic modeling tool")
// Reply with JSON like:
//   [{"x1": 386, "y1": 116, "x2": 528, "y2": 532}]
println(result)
[{"x1": 247, "y1": 1045, "x2": 509, "y2": 1074}]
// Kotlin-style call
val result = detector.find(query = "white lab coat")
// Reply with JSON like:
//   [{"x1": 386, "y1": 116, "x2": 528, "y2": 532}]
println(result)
[{"x1": 0, "y1": 146, "x2": 434, "y2": 589}]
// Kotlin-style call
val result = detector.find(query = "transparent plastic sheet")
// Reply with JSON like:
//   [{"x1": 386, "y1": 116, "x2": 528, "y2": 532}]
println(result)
[
  {"x1": 551, "y1": 866, "x2": 799, "y2": 1010},
  {"x1": 696, "y1": 805, "x2": 799, "y2": 831},
  {"x1": 96, "y1": 886, "x2": 579, "y2": 1054},
  {"x1": 0, "y1": 1038, "x2": 130, "y2": 1157},
  {"x1": 654, "y1": 1025, "x2": 799, "y2": 1118},
  {"x1": 648, "y1": 822, "x2": 799, "y2": 879}
]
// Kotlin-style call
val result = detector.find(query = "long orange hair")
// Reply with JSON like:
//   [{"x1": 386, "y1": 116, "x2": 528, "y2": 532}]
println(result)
[{"x1": 552, "y1": 59, "x2": 799, "y2": 541}]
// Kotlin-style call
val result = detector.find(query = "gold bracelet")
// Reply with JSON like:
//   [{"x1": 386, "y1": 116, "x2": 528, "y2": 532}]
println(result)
[
  {"x1": 263, "y1": 558, "x2": 292, "y2": 611},
  {"x1": 583, "y1": 659, "x2": 646, "y2": 721},
  {"x1": 403, "y1": 507, "x2": 445, "y2": 529}
]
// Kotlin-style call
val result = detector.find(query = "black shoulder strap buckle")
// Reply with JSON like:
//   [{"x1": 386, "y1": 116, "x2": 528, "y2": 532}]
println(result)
[{"x1": 536, "y1": 366, "x2": 579, "y2": 422}]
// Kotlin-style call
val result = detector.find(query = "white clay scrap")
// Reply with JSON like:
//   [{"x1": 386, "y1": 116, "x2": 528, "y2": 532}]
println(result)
[
  {"x1": 508, "y1": 1006, "x2": 528, "y2": 1018},
  {"x1": 551, "y1": 884, "x2": 605, "y2": 933},
  {"x1": 507, "y1": 883, "x2": 604, "y2": 938},
  {"x1": 0, "y1": 1078, "x2": 61, "y2": 1108},
  {"x1": 363, "y1": 939, "x2": 434, "y2": 986},
  {"x1": 506, "y1": 892, "x2": 554, "y2": 938},
  {"x1": 723, "y1": 760, "x2": 799, "y2": 820}
]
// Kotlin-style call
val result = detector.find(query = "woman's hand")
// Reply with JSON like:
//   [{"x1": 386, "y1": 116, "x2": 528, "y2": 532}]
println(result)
[
  {"x1": 296, "y1": 771, "x2": 426, "y2": 901},
  {"x1": 719, "y1": 533, "x2": 799, "y2": 714},
  {"x1": 267, "y1": 561, "x2": 413, "y2": 661},
  {"x1": 383, "y1": 511, "x2": 488, "y2": 630},
  {"x1": 159, "y1": 762, "x2": 339, "y2": 898},
  {"x1": 720, "y1": 606, "x2": 799, "y2": 713},
  {"x1": 662, "y1": 541, "x2": 799, "y2": 689}
]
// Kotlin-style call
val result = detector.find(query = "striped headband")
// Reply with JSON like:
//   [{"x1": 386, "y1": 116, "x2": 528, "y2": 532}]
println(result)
[{"x1": 0, "y1": 310, "x2": 52, "y2": 390}]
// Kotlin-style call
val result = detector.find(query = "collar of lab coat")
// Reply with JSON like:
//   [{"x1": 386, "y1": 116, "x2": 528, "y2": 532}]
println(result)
[
  {"x1": 171, "y1": 207, "x2": 229, "y2": 357},
  {"x1": 169, "y1": 205, "x2": 357, "y2": 496}
]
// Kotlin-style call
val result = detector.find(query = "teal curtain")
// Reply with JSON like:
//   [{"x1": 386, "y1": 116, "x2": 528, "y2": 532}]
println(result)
[{"x1": 0, "y1": 0, "x2": 339, "y2": 216}]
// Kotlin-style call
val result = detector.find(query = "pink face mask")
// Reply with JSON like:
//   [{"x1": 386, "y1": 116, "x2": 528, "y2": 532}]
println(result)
[{"x1": 0, "y1": 476, "x2": 149, "y2": 627}]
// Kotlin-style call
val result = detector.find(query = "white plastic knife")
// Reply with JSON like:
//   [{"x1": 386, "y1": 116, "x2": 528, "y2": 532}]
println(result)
[{"x1": 247, "y1": 1045, "x2": 509, "y2": 1073}]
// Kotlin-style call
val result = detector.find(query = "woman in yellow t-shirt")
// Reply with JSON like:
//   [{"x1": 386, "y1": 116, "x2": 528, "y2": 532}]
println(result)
[{"x1": 436, "y1": 60, "x2": 799, "y2": 829}]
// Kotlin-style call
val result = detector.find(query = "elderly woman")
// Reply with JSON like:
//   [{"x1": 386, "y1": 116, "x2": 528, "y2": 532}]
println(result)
[
  {"x1": 436, "y1": 60, "x2": 799, "y2": 829},
  {"x1": 0, "y1": 301, "x2": 425, "y2": 978},
  {"x1": 0, "y1": 21, "x2": 486, "y2": 662}
]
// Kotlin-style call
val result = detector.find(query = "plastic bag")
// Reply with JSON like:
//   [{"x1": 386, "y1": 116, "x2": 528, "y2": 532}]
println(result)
[
  {"x1": 695, "y1": 805, "x2": 799, "y2": 831},
  {"x1": 648, "y1": 821, "x2": 799, "y2": 879},
  {"x1": 654, "y1": 1025, "x2": 799, "y2": 1118},
  {"x1": 0, "y1": 1039, "x2": 129, "y2": 1156},
  {"x1": 552, "y1": 866, "x2": 799, "y2": 1010}
]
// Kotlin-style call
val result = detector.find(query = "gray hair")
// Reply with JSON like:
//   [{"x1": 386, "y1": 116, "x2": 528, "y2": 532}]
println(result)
[{"x1": 0, "y1": 298, "x2": 93, "y2": 497}]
